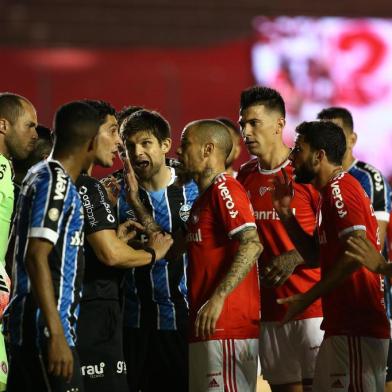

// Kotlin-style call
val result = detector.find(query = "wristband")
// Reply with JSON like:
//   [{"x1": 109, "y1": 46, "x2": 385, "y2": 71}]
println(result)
[{"x1": 144, "y1": 246, "x2": 156, "y2": 264}]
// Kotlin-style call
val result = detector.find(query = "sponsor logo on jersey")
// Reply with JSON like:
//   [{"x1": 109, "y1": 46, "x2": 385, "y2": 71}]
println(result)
[
  {"x1": 207, "y1": 378, "x2": 220, "y2": 389},
  {"x1": 116, "y1": 361, "x2": 127, "y2": 374},
  {"x1": 216, "y1": 176, "x2": 239, "y2": 219},
  {"x1": 126, "y1": 208, "x2": 137, "y2": 220},
  {"x1": 70, "y1": 230, "x2": 84, "y2": 246},
  {"x1": 0, "y1": 164, "x2": 7, "y2": 180},
  {"x1": 53, "y1": 167, "x2": 67, "y2": 200},
  {"x1": 81, "y1": 362, "x2": 105, "y2": 378},
  {"x1": 79, "y1": 186, "x2": 98, "y2": 227},
  {"x1": 254, "y1": 208, "x2": 296, "y2": 221},
  {"x1": 1, "y1": 361, "x2": 8, "y2": 375},
  {"x1": 330, "y1": 179, "x2": 347, "y2": 218},
  {"x1": 186, "y1": 228, "x2": 202, "y2": 242},
  {"x1": 363, "y1": 163, "x2": 384, "y2": 192},
  {"x1": 95, "y1": 183, "x2": 115, "y2": 223},
  {"x1": 179, "y1": 203, "x2": 192, "y2": 222}
]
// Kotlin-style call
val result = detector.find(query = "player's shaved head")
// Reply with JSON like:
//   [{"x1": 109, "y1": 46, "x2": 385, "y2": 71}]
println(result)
[{"x1": 185, "y1": 119, "x2": 233, "y2": 160}]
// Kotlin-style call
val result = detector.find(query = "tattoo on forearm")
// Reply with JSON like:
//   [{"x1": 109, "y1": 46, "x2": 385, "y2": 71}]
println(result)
[
  {"x1": 131, "y1": 198, "x2": 162, "y2": 235},
  {"x1": 215, "y1": 228, "x2": 262, "y2": 297},
  {"x1": 271, "y1": 249, "x2": 304, "y2": 274}
]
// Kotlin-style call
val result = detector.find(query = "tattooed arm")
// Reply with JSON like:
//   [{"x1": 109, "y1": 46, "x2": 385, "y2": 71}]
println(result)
[{"x1": 195, "y1": 227, "x2": 263, "y2": 339}]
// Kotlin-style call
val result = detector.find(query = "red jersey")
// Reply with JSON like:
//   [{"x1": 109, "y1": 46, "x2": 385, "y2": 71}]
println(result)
[
  {"x1": 237, "y1": 158, "x2": 323, "y2": 322},
  {"x1": 318, "y1": 172, "x2": 389, "y2": 338},
  {"x1": 186, "y1": 173, "x2": 260, "y2": 342}
]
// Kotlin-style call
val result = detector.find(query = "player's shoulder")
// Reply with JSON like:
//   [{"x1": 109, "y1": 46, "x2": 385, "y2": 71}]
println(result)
[
  {"x1": 213, "y1": 172, "x2": 246, "y2": 195},
  {"x1": 238, "y1": 158, "x2": 259, "y2": 179},
  {"x1": 352, "y1": 160, "x2": 384, "y2": 177},
  {"x1": 325, "y1": 171, "x2": 363, "y2": 197}
]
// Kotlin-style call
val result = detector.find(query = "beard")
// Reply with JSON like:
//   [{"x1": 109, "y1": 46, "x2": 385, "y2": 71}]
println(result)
[{"x1": 294, "y1": 163, "x2": 316, "y2": 184}]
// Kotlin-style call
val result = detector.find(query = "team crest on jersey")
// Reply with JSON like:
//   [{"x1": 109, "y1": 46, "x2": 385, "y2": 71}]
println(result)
[
  {"x1": 179, "y1": 203, "x2": 192, "y2": 222},
  {"x1": 259, "y1": 186, "x2": 272, "y2": 197}
]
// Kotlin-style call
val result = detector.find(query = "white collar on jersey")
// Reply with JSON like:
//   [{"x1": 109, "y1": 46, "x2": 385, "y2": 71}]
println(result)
[{"x1": 258, "y1": 158, "x2": 291, "y2": 175}]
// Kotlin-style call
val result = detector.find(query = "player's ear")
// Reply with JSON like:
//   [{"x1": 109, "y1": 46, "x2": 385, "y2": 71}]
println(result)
[
  {"x1": 203, "y1": 142, "x2": 214, "y2": 157},
  {"x1": 350, "y1": 132, "x2": 357, "y2": 148},
  {"x1": 0, "y1": 119, "x2": 8, "y2": 135},
  {"x1": 88, "y1": 135, "x2": 98, "y2": 152},
  {"x1": 161, "y1": 138, "x2": 172, "y2": 154},
  {"x1": 314, "y1": 149, "x2": 325, "y2": 164},
  {"x1": 276, "y1": 117, "x2": 286, "y2": 134}
]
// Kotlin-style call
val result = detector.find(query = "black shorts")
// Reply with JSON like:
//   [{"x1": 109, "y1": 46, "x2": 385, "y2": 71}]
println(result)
[
  {"x1": 76, "y1": 299, "x2": 128, "y2": 392},
  {"x1": 7, "y1": 344, "x2": 83, "y2": 392},
  {"x1": 123, "y1": 326, "x2": 188, "y2": 392}
]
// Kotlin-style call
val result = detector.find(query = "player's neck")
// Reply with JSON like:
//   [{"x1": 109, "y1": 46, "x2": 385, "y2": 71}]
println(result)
[
  {"x1": 197, "y1": 165, "x2": 225, "y2": 193},
  {"x1": 315, "y1": 164, "x2": 344, "y2": 191},
  {"x1": 0, "y1": 138, "x2": 11, "y2": 160},
  {"x1": 139, "y1": 164, "x2": 171, "y2": 192},
  {"x1": 256, "y1": 143, "x2": 291, "y2": 171},
  {"x1": 342, "y1": 151, "x2": 355, "y2": 171},
  {"x1": 52, "y1": 151, "x2": 87, "y2": 182}
]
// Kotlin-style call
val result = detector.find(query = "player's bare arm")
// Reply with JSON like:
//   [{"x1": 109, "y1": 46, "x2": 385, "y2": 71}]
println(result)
[
  {"x1": 260, "y1": 249, "x2": 305, "y2": 287},
  {"x1": 271, "y1": 167, "x2": 319, "y2": 262},
  {"x1": 195, "y1": 227, "x2": 262, "y2": 339},
  {"x1": 346, "y1": 236, "x2": 392, "y2": 276},
  {"x1": 87, "y1": 229, "x2": 173, "y2": 268},
  {"x1": 25, "y1": 238, "x2": 73, "y2": 382},
  {"x1": 377, "y1": 219, "x2": 388, "y2": 250},
  {"x1": 278, "y1": 230, "x2": 364, "y2": 323}
]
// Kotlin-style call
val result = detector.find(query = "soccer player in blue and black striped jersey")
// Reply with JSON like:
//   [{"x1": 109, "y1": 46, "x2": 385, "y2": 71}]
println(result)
[
  {"x1": 4, "y1": 101, "x2": 101, "y2": 392},
  {"x1": 117, "y1": 110, "x2": 198, "y2": 392}
]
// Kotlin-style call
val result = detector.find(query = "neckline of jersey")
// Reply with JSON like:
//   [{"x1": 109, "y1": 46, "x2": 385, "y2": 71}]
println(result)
[{"x1": 257, "y1": 158, "x2": 291, "y2": 175}]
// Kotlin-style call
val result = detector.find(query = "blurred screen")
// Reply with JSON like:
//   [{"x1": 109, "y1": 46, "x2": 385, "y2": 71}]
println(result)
[{"x1": 252, "y1": 16, "x2": 392, "y2": 177}]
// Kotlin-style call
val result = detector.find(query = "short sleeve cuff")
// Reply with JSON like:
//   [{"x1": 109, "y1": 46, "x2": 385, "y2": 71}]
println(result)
[
  {"x1": 228, "y1": 222, "x2": 257, "y2": 238},
  {"x1": 374, "y1": 211, "x2": 390, "y2": 223},
  {"x1": 338, "y1": 225, "x2": 366, "y2": 239},
  {"x1": 29, "y1": 227, "x2": 58, "y2": 245}
]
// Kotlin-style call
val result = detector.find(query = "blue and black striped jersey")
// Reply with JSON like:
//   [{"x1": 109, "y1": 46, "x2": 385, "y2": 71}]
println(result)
[
  {"x1": 117, "y1": 166, "x2": 198, "y2": 330},
  {"x1": 4, "y1": 159, "x2": 85, "y2": 347},
  {"x1": 348, "y1": 159, "x2": 391, "y2": 222}
]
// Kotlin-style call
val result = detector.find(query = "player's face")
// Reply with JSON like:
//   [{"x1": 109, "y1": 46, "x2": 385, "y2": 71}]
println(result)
[
  {"x1": 4, "y1": 101, "x2": 38, "y2": 160},
  {"x1": 177, "y1": 127, "x2": 203, "y2": 177},
  {"x1": 94, "y1": 115, "x2": 121, "y2": 168},
  {"x1": 125, "y1": 130, "x2": 170, "y2": 180},
  {"x1": 291, "y1": 135, "x2": 317, "y2": 184},
  {"x1": 239, "y1": 104, "x2": 285, "y2": 157}
]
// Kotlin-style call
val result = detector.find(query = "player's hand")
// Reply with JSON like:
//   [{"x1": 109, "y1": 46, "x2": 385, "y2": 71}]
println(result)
[
  {"x1": 47, "y1": 334, "x2": 74, "y2": 382},
  {"x1": 277, "y1": 293, "x2": 312, "y2": 324},
  {"x1": 117, "y1": 220, "x2": 145, "y2": 243},
  {"x1": 260, "y1": 250, "x2": 302, "y2": 287},
  {"x1": 270, "y1": 168, "x2": 294, "y2": 218},
  {"x1": 147, "y1": 232, "x2": 174, "y2": 261},
  {"x1": 119, "y1": 145, "x2": 139, "y2": 203},
  {"x1": 195, "y1": 295, "x2": 225, "y2": 339},
  {"x1": 345, "y1": 236, "x2": 386, "y2": 274},
  {"x1": 101, "y1": 175, "x2": 121, "y2": 206}
]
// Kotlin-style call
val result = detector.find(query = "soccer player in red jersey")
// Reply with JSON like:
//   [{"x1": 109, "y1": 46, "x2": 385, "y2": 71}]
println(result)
[
  {"x1": 237, "y1": 86, "x2": 323, "y2": 392},
  {"x1": 177, "y1": 119, "x2": 263, "y2": 392},
  {"x1": 273, "y1": 121, "x2": 390, "y2": 391}
]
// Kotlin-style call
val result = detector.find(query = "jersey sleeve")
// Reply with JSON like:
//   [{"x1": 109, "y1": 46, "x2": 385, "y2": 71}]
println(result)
[
  {"x1": 326, "y1": 177, "x2": 368, "y2": 239},
  {"x1": 372, "y1": 174, "x2": 391, "y2": 222},
  {"x1": 212, "y1": 175, "x2": 256, "y2": 238},
  {"x1": 29, "y1": 166, "x2": 71, "y2": 245},
  {"x1": 77, "y1": 176, "x2": 117, "y2": 235},
  {"x1": 292, "y1": 183, "x2": 318, "y2": 236}
]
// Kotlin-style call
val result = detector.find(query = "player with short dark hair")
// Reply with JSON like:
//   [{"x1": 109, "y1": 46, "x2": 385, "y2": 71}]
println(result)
[
  {"x1": 177, "y1": 119, "x2": 263, "y2": 391},
  {"x1": 274, "y1": 120, "x2": 390, "y2": 391},
  {"x1": 317, "y1": 106, "x2": 392, "y2": 390},
  {"x1": 116, "y1": 109, "x2": 198, "y2": 391},
  {"x1": 117, "y1": 105, "x2": 144, "y2": 127},
  {"x1": 4, "y1": 100, "x2": 101, "y2": 392},
  {"x1": 75, "y1": 100, "x2": 173, "y2": 392},
  {"x1": 238, "y1": 86, "x2": 323, "y2": 392}
]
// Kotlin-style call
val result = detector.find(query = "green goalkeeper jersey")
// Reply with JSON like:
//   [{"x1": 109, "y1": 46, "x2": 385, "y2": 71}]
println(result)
[{"x1": 0, "y1": 154, "x2": 14, "y2": 266}]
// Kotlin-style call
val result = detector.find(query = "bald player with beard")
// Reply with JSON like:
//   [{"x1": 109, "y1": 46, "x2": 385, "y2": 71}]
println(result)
[{"x1": 177, "y1": 119, "x2": 263, "y2": 392}]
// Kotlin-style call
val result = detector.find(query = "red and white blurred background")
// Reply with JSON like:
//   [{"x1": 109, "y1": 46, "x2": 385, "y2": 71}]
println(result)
[{"x1": 1, "y1": 16, "x2": 392, "y2": 179}]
